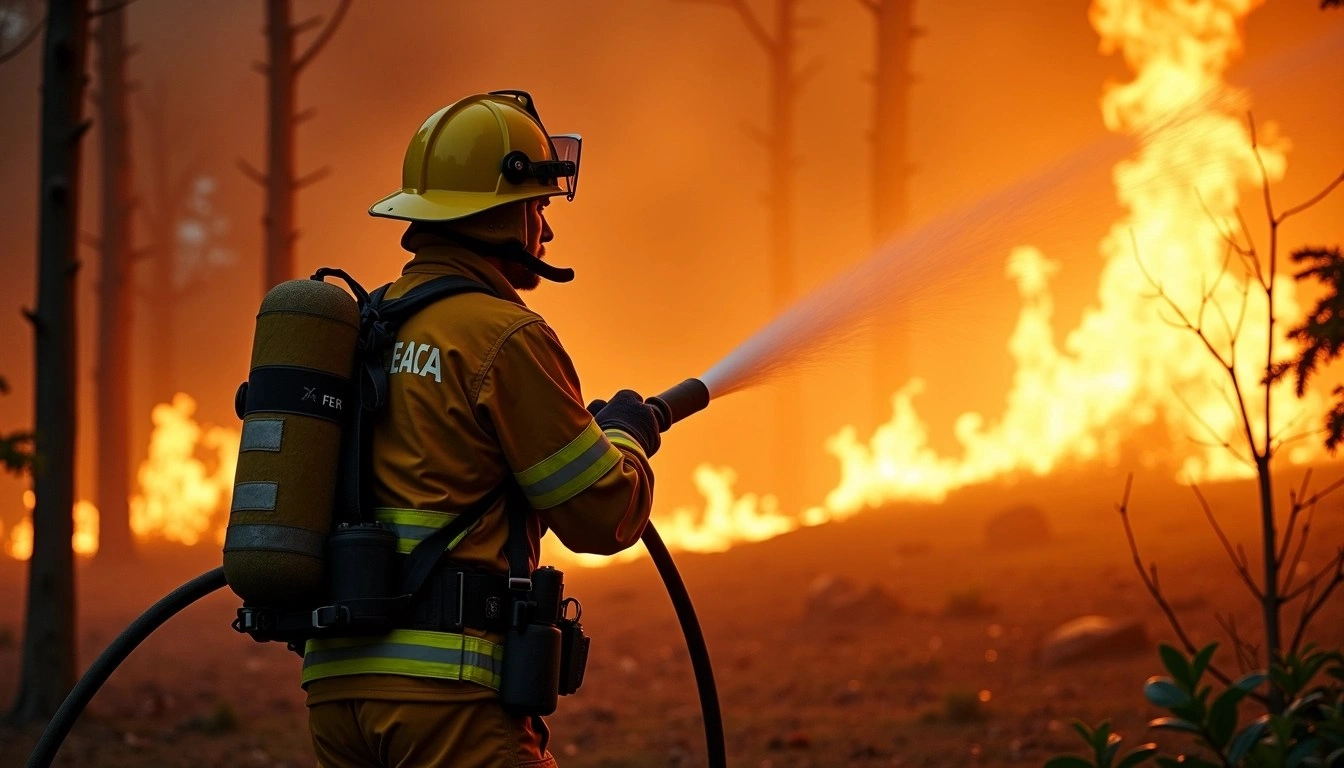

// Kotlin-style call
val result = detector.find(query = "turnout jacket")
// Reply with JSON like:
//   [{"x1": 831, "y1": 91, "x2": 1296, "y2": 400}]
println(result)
[{"x1": 303, "y1": 243, "x2": 655, "y2": 704}]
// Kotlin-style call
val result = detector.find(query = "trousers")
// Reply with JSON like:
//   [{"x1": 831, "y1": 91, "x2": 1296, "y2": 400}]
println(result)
[{"x1": 308, "y1": 698, "x2": 557, "y2": 767}]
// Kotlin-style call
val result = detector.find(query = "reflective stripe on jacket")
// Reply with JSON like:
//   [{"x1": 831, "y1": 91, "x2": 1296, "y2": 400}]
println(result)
[{"x1": 302, "y1": 241, "x2": 654, "y2": 704}]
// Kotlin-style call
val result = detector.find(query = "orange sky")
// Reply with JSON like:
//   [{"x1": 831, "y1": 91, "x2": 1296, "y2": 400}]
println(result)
[{"x1": 0, "y1": 0, "x2": 1341, "y2": 531}]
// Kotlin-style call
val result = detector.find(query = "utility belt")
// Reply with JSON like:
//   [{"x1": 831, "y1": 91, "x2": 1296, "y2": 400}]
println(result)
[{"x1": 233, "y1": 507, "x2": 590, "y2": 716}]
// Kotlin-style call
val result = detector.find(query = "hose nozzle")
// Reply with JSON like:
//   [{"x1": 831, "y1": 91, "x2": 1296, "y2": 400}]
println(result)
[{"x1": 647, "y1": 378, "x2": 711, "y2": 433}]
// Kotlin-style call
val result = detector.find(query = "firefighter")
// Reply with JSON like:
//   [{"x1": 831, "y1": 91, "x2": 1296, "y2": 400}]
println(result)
[{"x1": 303, "y1": 92, "x2": 660, "y2": 767}]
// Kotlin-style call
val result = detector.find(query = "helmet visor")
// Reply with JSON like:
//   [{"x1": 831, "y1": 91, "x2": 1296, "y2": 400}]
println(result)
[{"x1": 549, "y1": 134, "x2": 582, "y2": 201}]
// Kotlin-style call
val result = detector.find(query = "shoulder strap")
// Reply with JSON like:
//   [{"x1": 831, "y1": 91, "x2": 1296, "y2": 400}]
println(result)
[{"x1": 335, "y1": 274, "x2": 498, "y2": 526}]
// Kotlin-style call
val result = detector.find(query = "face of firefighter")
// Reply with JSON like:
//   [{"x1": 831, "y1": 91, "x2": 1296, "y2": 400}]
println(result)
[{"x1": 495, "y1": 198, "x2": 553, "y2": 292}]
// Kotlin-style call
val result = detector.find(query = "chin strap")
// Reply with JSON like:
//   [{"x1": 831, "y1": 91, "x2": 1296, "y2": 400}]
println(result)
[{"x1": 434, "y1": 230, "x2": 575, "y2": 283}]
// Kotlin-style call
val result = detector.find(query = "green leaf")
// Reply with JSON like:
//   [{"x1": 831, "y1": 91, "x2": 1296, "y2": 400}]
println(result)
[
  {"x1": 1096, "y1": 720, "x2": 1114, "y2": 751},
  {"x1": 1161, "y1": 644, "x2": 1195, "y2": 689},
  {"x1": 1116, "y1": 745, "x2": 1159, "y2": 768},
  {"x1": 1232, "y1": 672, "x2": 1267, "y2": 692},
  {"x1": 1209, "y1": 681, "x2": 1260, "y2": 748},
  {"x1": 1285, "y1": 737, "x2": 1322, "y2": 768},
  {"x1": 1145, "y1": 678, "x2": 1192, "y2": 709},
  {"x1": 1045, "y1": 757, "x2": 1096, "y2": 768},
  {"x1": 1072, "y1": 720, "x2": 1098, "y2": 746},
  {"x1": 1190, "y1": 643, "x2": 1218, "y2": 685},
  {"x1": 1149, "y1": 716, "x2": 1202, "y2": 734},
  {"x1": 1227, "y1": 715, "x2": 1270, "y2": 764}
]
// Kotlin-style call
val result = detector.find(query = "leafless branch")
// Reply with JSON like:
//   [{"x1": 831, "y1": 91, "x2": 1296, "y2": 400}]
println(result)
[
  {"x1": 91, "y1": 0, "x2": 140, "y2": 18},
  {"x1": 1277, "y1": 169, "x2": 1344, "y2": 225},
  {"x1": 1196, "y1": 189, "x2": 1252, "y2": 258},
  {"x1": 1190, "y1": 483, "x2": 1263, "y2": 600},
  {"x1": 1173, "y1": 387, "x2": 1254, "y2": 467},
  {"x1": 1283, "y1": 548, "x2": 1343, "y2": 602},
  {"x1": 856, "y1": 0, "x2": 880, "y2": 13},
  {"x1": 740, "y1": 120, "x2": 769, "y2": 149},
  {"x1": 295, "y1": 107, "x2": 317, "y2": 124},
  {"x1": 236, "y1": 158, "x2": 268, "y2": 187},
  {"x1": 292, "y1": 14, "x2": 323, "y2": 36},
  {"x1": 294, "y1": 0, "x2": 352, "y2": 72},
  {"x1": 1214, "y1": 613, "x2": 1261, "y2": 673},
  {"x1": 1117, "y1": 474, "x2": 1244, "y2": 692},
  {"x1": 295, "y1": 165, "x2": 331, "y2": 190},
  {"x1": 678, "y1": 0, "x2": 775, "y2": 51},
  {"x1": 1288, "y1": 549, "x2": 1343, "y2": 654},
  {"x1": 793, "y1": 55, "x2": 822, "y2": 90},
  {"x1": 0, "y1": 12, "x2": 43, "y2": 66},
  {"x1": 1248, "y1": 113, "x2": 1276, "y2": 224},
  {"x1": 1281, "y1": 503, "x2": 1314, "y2": 596},
  {"x1": 1277, "y1": 470, "x2": 1314, "y2": 565}
]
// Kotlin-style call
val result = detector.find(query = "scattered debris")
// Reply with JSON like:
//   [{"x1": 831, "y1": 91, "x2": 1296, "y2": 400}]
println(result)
[
  {"x1": 803, "y1": 574, "x2": 902, "y2": 623},
  {"x1": 179, "y1": 700, "x2": 241, "y2": 735},
  {"x1": 984, "y1": 504, "x2": 1053, "y2": 550},
  {"x1": 942, "y1": 688, "x2": 989, "y2": 723},
  {"x1": 943, "y1": 587, "x2": 996, "y2": 617},
  {"x1": 1039, "y1": 615, "x2": 1148, "y2": 666}
]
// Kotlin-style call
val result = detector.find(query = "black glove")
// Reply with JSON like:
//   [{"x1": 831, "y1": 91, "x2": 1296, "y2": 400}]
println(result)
[{"x1": 593, "y1": 390, "x2": 661, "y2": 458}]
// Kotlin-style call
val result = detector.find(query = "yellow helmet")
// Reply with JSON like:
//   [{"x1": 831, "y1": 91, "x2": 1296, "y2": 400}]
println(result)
[{"x1": 369, "y1": 90, "x2": 581, "y2": 223}]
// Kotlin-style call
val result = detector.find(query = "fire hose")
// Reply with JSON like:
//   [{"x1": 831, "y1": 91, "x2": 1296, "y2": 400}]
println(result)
[{"x1": 27, "y1": 379, "x2": 723, "y2": 768}]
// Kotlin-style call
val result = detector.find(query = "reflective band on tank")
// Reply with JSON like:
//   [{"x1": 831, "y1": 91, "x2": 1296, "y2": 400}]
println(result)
[
  {"x1": 301, "y1": 629, "x2": 505, "y2": 690},
  {"x1": 603, "y1": 428, "x2": 647, "y2": 460},
  {"x1": 513, "y1": 421, "x2": 621, "y2": 509},
  {"x1": 222, "y1": 523, "x2": 326, "y2": 557},
  {"x1": 242, "y1": 365, "x2": 349, "y2": 424},
  {"x1": 372, "y1": 508, "x2": 475, "y2": 555},
  {"x1": 240, "y1": 418, "x2": 285, "y2": 452},
  {"x1": 231, "y1": 481, "x2": 279, "y2": 512}
]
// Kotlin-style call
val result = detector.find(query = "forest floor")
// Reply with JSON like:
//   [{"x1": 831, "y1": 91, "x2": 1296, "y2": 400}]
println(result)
[{"x1": 0, "y1": 466, "x2": 1341, "y2": 768}]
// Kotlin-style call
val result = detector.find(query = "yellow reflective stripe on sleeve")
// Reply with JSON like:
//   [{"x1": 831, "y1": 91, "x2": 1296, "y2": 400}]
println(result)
[
  {"x1": 514, "y1": 420, "x2": 622, "y2": 509},
  {"x1": 301, "y1": 629, "x2": 505, "y2": 690},
  {"x1": 372, "y1": 508, "x2": 469, "y2": 555},
  {"x1": 603, "y1": 428, "x2": 647, "y2": 461}
]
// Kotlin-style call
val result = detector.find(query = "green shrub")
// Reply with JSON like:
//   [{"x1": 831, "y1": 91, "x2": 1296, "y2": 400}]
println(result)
[{"x1": 1046, "y1": 643, "x2": 1344, "y2": 768}]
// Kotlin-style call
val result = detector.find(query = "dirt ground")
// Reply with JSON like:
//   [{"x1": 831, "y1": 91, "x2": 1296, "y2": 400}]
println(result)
[{"x1": 0, "y1": 467, "x2": 1340, "y2": 768}]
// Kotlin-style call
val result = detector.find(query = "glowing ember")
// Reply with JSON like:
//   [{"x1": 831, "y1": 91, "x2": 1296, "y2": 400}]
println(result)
[
  {"x1": 130, "y1": 394, "x2": 239, "y2": 546},
  {"x1": 5, "y1": 489, "x2": 100, "y2": 560}
]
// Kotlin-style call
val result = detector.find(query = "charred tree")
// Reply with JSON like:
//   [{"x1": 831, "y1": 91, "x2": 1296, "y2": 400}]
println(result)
[
  {"x1": 241, "y1": 0, "x2": 348, "y2": 296},
  {"x1": 93, "y1": 0, "x2": 136, "y2": 561},
  {"x1": 859, "y1": 0, "x2": 919, "y2": 426},
  {"x1": 682, "y1": 0, "x2": 819, "y2": 488},
  {"x1": 7, "y1": 0, "x2": 91, "y2": 724}
]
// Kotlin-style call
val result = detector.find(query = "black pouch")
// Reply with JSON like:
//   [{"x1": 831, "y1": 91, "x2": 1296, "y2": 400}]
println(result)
[{"x1": 558, "y1": 598, "x2": 590, "y2": 696}]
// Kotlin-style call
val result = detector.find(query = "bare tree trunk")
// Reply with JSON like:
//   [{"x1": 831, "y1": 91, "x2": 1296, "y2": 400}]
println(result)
[
  {"x1": 865, "y1": 0, "x2": 917, "y2": 425},
  {"x1": 94, "y1": 1, "x2": 135, "y2": 562},
  {"x1": 263, "y1": 0, "x2": 296, "y2": 295},
  {"x1": 8, "y1": 0, "x2": 90, "y2": 724},
  {"x1": 247, "y1": 0, "x2": 348, "y2": 296}
]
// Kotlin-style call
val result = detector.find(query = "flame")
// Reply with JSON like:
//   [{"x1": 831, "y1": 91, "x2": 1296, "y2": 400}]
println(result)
[
  {"x1": 130, "y1": 393, "x2": 239, "y2": 546},
  {"x1": 644, "y1": 0, "x2": 1330, "y2": 557},
  {"x1": 5, "y1": 489, "x2": 100, "y2": 560}
]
